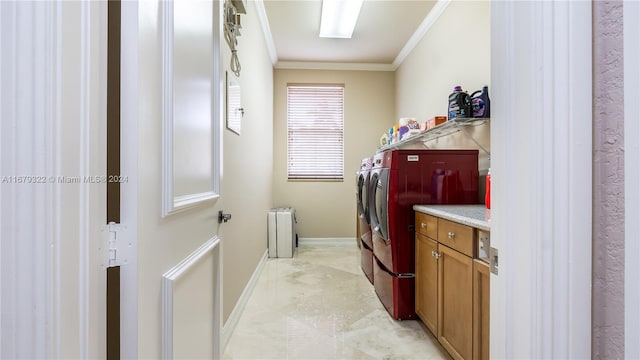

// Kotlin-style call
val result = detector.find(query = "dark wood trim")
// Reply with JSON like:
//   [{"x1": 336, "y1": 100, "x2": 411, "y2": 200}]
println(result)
[
  {"x1": 106, "y1": 266, "x2": 121, "y2": 360},
  {"x1": 107, "y1": 0, "x2": 121, "y2": 359},
  {"x1": 107, "y1": 0, "x2": 121, "y2": 224}
]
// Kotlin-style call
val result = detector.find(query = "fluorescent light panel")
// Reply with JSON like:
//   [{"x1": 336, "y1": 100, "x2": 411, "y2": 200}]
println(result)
[{"x1": 319, "y1": 0, "x2": 364, "y2": 38}]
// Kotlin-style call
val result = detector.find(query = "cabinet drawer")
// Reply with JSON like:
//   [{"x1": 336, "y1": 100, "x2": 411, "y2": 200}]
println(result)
[
  {"x1": 437, "y1": 218, "x2": 475, "y2": 257},
  {"x1": 415, "y1": 212, "x2": 438, "y2": 239}
]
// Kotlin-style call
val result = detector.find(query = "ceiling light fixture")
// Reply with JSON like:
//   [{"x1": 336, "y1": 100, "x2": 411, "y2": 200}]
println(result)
[{"x1": 319, "y1": 0, "x2": 364, "y2": 39}]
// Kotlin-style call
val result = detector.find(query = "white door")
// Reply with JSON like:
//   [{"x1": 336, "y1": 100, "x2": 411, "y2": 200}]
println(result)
[
  {"x1": 1, "y1": 0, "x2": 109, "y2": 357},
  {"x1": 490, "y1": 1, "x2": 592, "y2": 358},
  {"x1": 117, "y1": 0, "x2": 224, "y2": 358}
]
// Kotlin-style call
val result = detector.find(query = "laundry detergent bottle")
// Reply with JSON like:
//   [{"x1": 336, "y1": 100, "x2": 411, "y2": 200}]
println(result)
[
  {"x1": 448, "y1": 85, "x2": 471, "y2": 120},
  {"x1": 470, "y1": 86, "x2": 491, "y2": 118}
]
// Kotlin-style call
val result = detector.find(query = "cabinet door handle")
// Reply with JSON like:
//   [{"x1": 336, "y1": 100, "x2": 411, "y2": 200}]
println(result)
[
  {"x1": 448, "y1": 231, "x2": 455, "y2": 239},
  {"x1": 431, "y1": 250, "x2": 435, "y2": 257},
  {"x1": 434, "y1": 252, "x2": 441, "y2": 259},
  {"x1": 421, "y1": 222, "x2": 427, "y2": 229}
]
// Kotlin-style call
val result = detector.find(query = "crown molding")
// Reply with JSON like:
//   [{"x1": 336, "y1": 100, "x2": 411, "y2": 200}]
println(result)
[
  {"x1": 275, "y1": 61, "x2": 395, "y2": 72},
  {"x1": 260, "y1": 0, "x2": 451, "y2": 71},
  {"x1": 254, "y1": 0, "x2": 278, "y2": 65},
  {"x1": 392, "y1": 0, "x2": 451, "y2": 69}
]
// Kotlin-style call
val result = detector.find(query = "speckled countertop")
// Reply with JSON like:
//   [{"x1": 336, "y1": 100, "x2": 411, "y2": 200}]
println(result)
[{"x1": 413, "y1": 205, "x2": 491, "y2": 231}]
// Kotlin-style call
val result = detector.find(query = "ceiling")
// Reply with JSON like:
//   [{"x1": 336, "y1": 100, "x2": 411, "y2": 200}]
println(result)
[{"x1": 259, "y1": 0, "x2": 439, "y2": 69}]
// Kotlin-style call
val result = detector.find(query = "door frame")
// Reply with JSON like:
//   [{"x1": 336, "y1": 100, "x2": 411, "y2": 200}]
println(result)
[
  {"x1": 490, "y1": 1, "x2": 592, "y2": 358},
  {"x1": 0, "y1": 1, "x2": 109, "y2": 357}
]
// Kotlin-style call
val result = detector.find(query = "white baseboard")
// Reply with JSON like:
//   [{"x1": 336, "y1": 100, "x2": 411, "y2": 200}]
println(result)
[
  {"x1": 298, "y1": 237, "x2": 358, "y2": 247},
  {"x1": 221, "y1": 249, "x2": 268, "y2": 352}
]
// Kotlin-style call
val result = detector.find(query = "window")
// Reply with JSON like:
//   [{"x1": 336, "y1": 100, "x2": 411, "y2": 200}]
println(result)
[{"x1": 287, "y1": 84, "x2": 344, "y2": 180}]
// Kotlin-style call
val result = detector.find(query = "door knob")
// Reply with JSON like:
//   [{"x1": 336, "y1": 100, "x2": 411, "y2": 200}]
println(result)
[{"x1": 218, "y1": 210, "x2": 232, "y2": 223}]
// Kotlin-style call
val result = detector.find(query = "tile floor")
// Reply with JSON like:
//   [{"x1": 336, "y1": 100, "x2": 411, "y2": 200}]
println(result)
[{"x1": 223, "y1": 243, "x2": 449, "y2": 359}]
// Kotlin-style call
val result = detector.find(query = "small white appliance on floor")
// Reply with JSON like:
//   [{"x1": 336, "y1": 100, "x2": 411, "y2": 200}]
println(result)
[{"x1": 268, "y1": 207, "x2": 297, "y2": 258}]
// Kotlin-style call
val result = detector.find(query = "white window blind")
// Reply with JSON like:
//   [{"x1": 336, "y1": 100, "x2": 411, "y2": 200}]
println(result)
[{"x1": 287, "y1": 85, "x2": 344, "y2": 180}]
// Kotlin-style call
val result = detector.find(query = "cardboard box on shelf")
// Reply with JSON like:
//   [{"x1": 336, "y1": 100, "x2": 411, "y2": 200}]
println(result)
[{"x1": 426, "y1": 116, "x2": 447, "y2": 130}]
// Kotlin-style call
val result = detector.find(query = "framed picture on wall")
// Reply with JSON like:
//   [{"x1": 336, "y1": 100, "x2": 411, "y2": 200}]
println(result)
[{"x1": 226, "y1": 71, "x2": 242, "y2": 135}]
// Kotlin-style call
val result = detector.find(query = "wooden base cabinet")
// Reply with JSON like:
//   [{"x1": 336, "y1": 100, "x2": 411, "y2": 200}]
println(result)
[
  {"x1": 415, "y1": 211, "x2": 490, "y2": 360},
  {"x1": 473, "y1": 260, "x2": 490, "y2": 360},
  {"x1": 415, "y1": 233, "x2": 438, "y2": 335},
  {"x1": 438, "y1": 244, "x2": 473, "y2": 360}
]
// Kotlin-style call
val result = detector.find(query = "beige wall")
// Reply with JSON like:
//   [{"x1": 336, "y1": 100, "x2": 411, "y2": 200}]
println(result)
[
  {"x1": 395, "y1": 0, "x2": 490, "y2": 122},
  {"x1": 135, "y1": 0, "x2": 273, "y2": 356},
  {"x1": 219, "y1": 0, "x2": 274, "y2": 322},
  {"x1": 273, "y1": 70, "x2": 395, "y2": 238}
]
